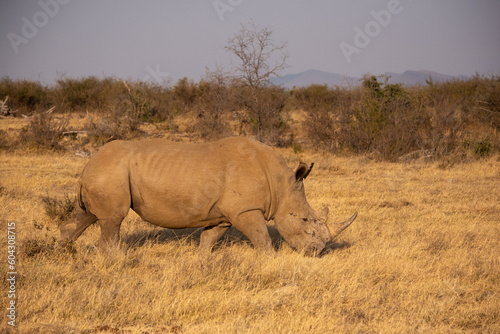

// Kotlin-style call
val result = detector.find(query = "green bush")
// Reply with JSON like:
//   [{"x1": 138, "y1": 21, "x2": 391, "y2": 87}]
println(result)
[
  {"x1": 464, "y1": 138, "x2": 494, "y2": 158},
  {"x1": 347, "y1": 76, "x2": 429, "y2": 159}
]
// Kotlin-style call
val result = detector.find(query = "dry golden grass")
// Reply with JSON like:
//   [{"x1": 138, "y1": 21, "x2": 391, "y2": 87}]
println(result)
[{"x1": 0, "y1": 127, "x2": 499, "y2": 332}]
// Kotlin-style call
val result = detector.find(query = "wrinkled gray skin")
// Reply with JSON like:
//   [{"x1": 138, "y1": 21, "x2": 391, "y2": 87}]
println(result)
[{"x1": 60, "y1": 137, "x2": 357, "y2": 255}]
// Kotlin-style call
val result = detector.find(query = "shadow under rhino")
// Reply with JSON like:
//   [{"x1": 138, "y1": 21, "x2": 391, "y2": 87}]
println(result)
[
  {"x1": 122, "y1": 224, "x2": 353, "y2": 256},
  {"x1": 122, "y1": 225, "x2": 276, "y2": 249}
]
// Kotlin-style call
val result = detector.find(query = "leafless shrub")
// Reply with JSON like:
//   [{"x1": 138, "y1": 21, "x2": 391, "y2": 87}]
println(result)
[
  {"x1": 191, "y1": 69, "x2": 233, "y2": 139},
  {"x1": 41, "y1": 194, "x2": 76, "y2": 225},
  {"x1": 475, "y1": 75, "x2": 500, "y2": 131},
  {"x1": 20, "y1": 110, "x2": 68, "y2": 150},
  {"x1": 82, "y1": 114, "x2": 134, "y2": 146},
  {"x1": 0, "y1": 96, "x2": 15, "y2": 117},
  {"x1": 244, "y1": 86, "x2": 289, "y2": 145},
  {"x1": 299, "y1": 85, "x2": 360, "y2": 151},
  {"x1": 423, "y1": 97, "x2": 464, "y2": 157}
]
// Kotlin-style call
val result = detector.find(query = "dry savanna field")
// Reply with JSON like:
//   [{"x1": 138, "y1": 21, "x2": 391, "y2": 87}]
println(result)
[{"x1": 0, "y1": 114, "x2": 499, "y2": 333}]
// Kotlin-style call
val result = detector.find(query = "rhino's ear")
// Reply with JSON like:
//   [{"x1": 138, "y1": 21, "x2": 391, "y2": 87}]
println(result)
[{"x1": 295, "y1": 162, "x2": 314, "y2": 182}]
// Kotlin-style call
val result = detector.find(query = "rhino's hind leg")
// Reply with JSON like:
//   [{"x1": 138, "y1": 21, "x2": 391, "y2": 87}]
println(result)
[
  {"x1": 231, "y1": 210, "x2": 273, "y2": 252},
  {"x1": 59, "y1": 208, "x2": 98, "y2": 242},
  {"x1": 199, "y1": 222, "x2": 231, "y2": 253},
  {"x1": 99, "y1": 217, "x2": 125, "y2": 249},
  {"x1": 82, "y1": 179, "x2": 131, "y2": 249}
]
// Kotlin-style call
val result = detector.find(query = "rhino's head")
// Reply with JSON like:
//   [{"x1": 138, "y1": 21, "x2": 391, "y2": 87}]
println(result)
[{"x1": 274, "y1": 162, "x2": 357, "y2": 256}]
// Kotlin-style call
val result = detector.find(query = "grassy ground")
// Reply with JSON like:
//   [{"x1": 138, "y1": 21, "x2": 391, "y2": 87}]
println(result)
[{"x1": 0, "y1": 117, "x2": 499, "y2": 333}]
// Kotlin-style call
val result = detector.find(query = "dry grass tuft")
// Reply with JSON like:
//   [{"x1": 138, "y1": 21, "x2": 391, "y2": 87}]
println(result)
[{"x1": 23, "y1": 238, "x2": 77, "y2": 257}]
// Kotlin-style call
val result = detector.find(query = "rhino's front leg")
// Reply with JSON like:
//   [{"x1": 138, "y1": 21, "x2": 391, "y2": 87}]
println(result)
[
  {"x1": 99, "y1": 218, "x2": 124, "y2": 250},
  {"x1": 232, "y1": 210, "x2": 273, "y2": 252},
  {"x1": 199, "y1": 222, "x2": 231, "y2": 253}
]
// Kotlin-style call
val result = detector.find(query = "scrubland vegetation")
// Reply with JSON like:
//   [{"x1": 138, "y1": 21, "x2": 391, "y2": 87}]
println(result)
[
  {"x1": 0, "y1": 74, "x2": 499, "y2": 333},
  {"x1": 1, "y1": 74, "x2": 499, "y2": 160}
]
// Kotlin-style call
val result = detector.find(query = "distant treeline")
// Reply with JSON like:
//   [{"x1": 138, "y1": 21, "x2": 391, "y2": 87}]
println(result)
[{"x1": 1, "y1": 74, "x2": 499, "y2": 160}]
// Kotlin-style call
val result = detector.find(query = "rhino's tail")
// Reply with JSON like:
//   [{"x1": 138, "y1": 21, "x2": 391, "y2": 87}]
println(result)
[{"x1": 77, "y1": 183, "x2": 87, "y2": 212}]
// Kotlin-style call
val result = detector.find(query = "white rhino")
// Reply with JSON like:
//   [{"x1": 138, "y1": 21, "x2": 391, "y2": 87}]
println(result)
[{"x1": 60, "y1": 137, "x2": 357, "y2": 255}]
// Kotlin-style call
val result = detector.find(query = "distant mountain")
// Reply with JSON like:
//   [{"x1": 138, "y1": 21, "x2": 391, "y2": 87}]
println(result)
[
  {"x1": 271, "y1": 69, "x2": 356, "y2": 88},
  {"x1": 271, "y1": 69, "x2": 467, "y2": 88}
]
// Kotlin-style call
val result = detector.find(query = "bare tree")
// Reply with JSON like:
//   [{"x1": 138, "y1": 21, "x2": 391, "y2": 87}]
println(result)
[
  {"x1": 225, "y1": 20, "x2": 288, "y2": 141},
  {"x1": 225, "y1": 20, "x2": 288, "y2": 89}
]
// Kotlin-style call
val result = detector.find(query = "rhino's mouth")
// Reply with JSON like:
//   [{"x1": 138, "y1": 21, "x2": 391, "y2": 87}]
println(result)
[
  {"x1": 287, "y1": 234, "x2": 327, "y2": 256},
  {"x1": 302, "y1": 242, "x2": 326, "y2": 257}
]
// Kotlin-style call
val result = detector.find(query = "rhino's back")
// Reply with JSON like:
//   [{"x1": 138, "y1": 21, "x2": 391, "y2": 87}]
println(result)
[{"x1": 123, "y1": 137, "x2": 277, "y2": 178}]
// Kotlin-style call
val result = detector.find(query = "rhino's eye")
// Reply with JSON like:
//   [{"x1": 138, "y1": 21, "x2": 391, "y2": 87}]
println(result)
[{"x1": 302, "y1": 218, "x2": 308, "y2": 222}]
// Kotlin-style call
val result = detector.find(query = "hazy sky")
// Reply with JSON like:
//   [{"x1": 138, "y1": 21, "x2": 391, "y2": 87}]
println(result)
[{"x1": 1, "y1": 0, "x2": 499, "y2": 85}]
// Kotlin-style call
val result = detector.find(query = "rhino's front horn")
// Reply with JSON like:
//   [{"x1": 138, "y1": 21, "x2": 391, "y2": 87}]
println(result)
[{"x1": 328, "y1": 212, "x2": 358, "y2": 241}]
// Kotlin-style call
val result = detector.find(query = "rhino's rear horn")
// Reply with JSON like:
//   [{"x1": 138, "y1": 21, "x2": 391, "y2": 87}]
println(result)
[
  {"x1": 319, "y1": 206, "x2": 329, "y2": 223},
  {"x1": 329, "y1": 212, "x2": 358, "y2": 241}
]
